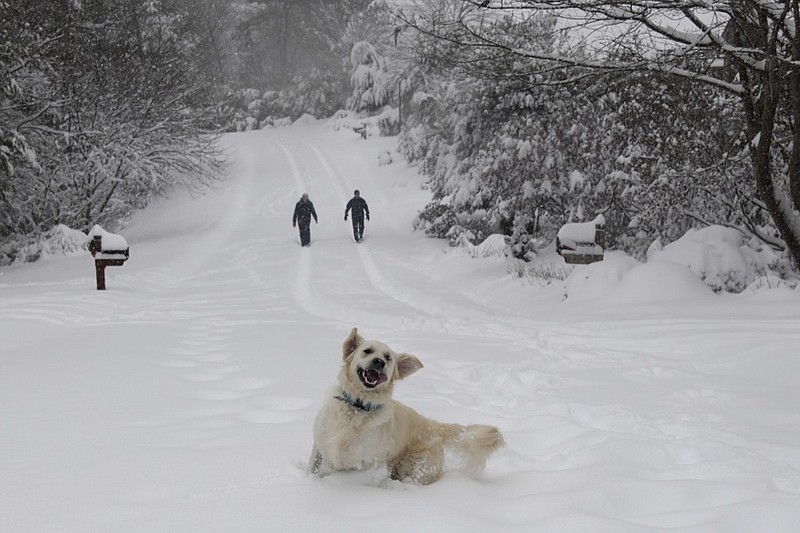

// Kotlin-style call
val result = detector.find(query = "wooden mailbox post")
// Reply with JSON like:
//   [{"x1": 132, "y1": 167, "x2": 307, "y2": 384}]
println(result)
[{"x1": 86, "y1": 225, "x2": 129, "y2": 290}]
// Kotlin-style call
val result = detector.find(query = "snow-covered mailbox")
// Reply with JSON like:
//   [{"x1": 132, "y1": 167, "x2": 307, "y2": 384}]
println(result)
[
  {"x1": 556, "y1": 215, "x2": 606, "y2": 265},
  {"x1": 86, "y1": 225, "x2": 129, "y2": 290}
]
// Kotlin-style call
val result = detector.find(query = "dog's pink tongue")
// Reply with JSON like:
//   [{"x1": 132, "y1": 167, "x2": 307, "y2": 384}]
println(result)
[{"x1": 366, "y1": 369, "x2": 387, "y2": 385}]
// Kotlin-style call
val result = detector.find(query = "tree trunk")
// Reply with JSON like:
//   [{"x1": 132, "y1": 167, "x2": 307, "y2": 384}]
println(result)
[
  {"x1": 789, "y1": 8, "x2": 800, "y2": 213},
  {"x1": 750, "y1": 59, "x2": 800, "y2": 267}
]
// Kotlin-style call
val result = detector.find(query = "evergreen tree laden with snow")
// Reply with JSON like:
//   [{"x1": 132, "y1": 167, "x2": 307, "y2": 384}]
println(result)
[{"x1": 350, "y1": 41, "x2": 389, "y2": 114}]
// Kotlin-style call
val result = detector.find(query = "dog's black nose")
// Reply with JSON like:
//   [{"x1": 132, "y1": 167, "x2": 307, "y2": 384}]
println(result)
[{"x1": 371, "y1": 358, "x2": 385, "y2": 369}]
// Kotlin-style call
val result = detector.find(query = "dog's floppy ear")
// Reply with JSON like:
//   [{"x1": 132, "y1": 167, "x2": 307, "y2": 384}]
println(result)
[
  {"x1": 342, "y1": 327, "x2": 364, "y2": 361},
  {"x1": 395, "y1": 353, "x2": 423, "y2": 380}
]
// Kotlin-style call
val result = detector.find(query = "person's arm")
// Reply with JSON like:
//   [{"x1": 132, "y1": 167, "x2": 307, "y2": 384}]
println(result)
[
  {"x1": 311, "y1": 203, "x2": 318, "y2": 222},
  {"x1": 344, "y1": 199, "x2": 352, "y2": 220},
  {"x1": 364, "y1": 199, "x2": 370, "y2": 220},
  {"x1": 292, "y1": 204, "x2": 298, "y2": 226}
]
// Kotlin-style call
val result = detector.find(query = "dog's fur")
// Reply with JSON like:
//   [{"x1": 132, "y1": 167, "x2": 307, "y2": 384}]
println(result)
[{"x1": 308, "y1": 328, "x2": 504, "y2": 485}]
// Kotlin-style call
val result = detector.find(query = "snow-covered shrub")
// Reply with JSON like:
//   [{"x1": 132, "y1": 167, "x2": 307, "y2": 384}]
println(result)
[
  {"x1": 377, "y1": 107, "x2": 400, "y2": 136},
  {"x1": 455, "y1": 234, "x2": 507, "y2": 259},
  {"x1": 415, "y1": 200, "x2": 496, "y2": 246},
  {"x1": 377, "y1": 150, "x2": 393, "y2": 166},
  {"x1": 745, "y1": 274, "x2": 795, "y2": 293},
  {"x1": 1, "y1": 225, "x2": 88, "y2": 266},
  {"x1": 413, "y1": 202, "x2": 458, "y2": 239},
  {"x1": 648, "y1": 225, "x2": 782, "y2": 293},
  {"x1": 517, "y1": 251, "x2": 575, "y2": 282}
]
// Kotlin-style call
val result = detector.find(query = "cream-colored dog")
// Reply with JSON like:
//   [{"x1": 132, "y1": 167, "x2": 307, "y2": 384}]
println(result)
[{"x1": 308, "y1": 328, "x2": 504, "y2": 485}]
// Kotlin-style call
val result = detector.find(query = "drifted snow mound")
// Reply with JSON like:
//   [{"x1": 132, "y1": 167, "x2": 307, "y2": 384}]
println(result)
[
  {"x1": 563, "y1": 252, "x2": 713, "y2": 303},
  {"x1": 607, "y1": 260, "x2": 714, "y2": 302},
  {"x1": 562, "y1": 251, "x2": 640, "y2": 302},
  {"x1": 647, "y1": 225, "x2": 780, "y2": 293},
  {"x1": 293, "y1": 113, "x2": 317, "y2": 126}
]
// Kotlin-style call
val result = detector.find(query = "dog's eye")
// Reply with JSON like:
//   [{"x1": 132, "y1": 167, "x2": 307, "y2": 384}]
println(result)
[
  {"x1": 384, "y1": 353, "x2": 391, "y2": 361},
  {"x1": 363, "y1": 347, "x2": 374, "y2": 355}
]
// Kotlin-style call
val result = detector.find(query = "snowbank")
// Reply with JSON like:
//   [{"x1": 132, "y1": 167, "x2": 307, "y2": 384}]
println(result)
[
  {"x1": 561, "y1": 251, "x2": 640, "y2": 302},
  {"x1": 608, "y1": 260, "x2": 714, "y2": 302},
  {"x1": 648, "y1": 225, "x2": 781, "y2": 293}
]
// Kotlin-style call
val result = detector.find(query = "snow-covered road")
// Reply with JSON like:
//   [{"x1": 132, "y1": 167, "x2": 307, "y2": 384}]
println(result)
[{"x1": 2, "y1": 122, "x2": 800, "y2": 532}]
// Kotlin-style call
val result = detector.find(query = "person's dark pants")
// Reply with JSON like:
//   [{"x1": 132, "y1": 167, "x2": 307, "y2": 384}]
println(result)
[
  {"x1": 299, "y1": 222, "x2": 311, "y2": 246},
  {"x1": 352, "y1": 217, "x2": 364, "y2": 241}
]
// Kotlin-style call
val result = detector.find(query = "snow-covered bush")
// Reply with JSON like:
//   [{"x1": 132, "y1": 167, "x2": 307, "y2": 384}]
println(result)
[
  {"x1": 377, "y1": 150, "x2": 393, "y2": 166},
  {"x1": 648, "y1": 226, "x2": 783, "y2": 293},
  {"x1": 413, "y1": 202, "x2": 459, "y2": 240},
  {"x1": 455, "y1": 234, "x2": 507, "y2": 259},
  {"x1": 414, "y1": 200, "x2": 496, "y2": 246},
  {"x1": 377, "y1": 107, "x2": 400, "y2": 136},
  {"x1": 1, "y1": 225, "x2": 88, "y2": 266},
  {"x1": 515, "y1": 252, "x2": 574, "y2": 282}
]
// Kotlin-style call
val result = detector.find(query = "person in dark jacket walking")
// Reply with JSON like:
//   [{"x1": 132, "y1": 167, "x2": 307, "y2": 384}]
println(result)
[
  {"x1": 344, "y1": 190, "x2": 370, "y2": 242},
  {"x1": 293, "y1": 193, "x2": 318, "y2": 246}
]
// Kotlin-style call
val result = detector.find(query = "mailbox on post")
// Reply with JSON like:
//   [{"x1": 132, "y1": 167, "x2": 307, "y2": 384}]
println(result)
[
  {"x1": 86, "y1": 225, "x2": 129, "y2": 290},
  {"x1": 556, "y1": 215, "x2": 606, "y2": 265}
]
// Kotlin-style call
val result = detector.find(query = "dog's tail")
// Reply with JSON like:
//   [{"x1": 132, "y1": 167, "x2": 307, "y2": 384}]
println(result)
[{"x1": 439, "y1": 423, "x2": 505, "y2": 477}]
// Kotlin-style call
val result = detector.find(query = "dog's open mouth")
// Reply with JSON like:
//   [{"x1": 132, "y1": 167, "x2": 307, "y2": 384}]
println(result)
[{"x1": 357, "y1": 367, "x2": 387, "y2": 388}]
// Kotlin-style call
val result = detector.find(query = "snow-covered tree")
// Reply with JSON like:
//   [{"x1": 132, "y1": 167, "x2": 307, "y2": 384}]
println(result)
[
  {"x1": 0, "y1": 7, "x2": 40, "y2": 178},
  {"x1": 396, "y1": 6, "x2": 756, "y2": 262},
  {"x1": 397, "y1": 0, "x2": 800, "y2": 268},
  {"x1": 350, "y1": 41, "x2": 389, "y2": 113},
  {"x1": 1, "y1": 0, "x2": 221, "y2": 260}
]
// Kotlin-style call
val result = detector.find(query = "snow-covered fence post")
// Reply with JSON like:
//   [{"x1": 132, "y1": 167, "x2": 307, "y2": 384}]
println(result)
[
  {"x1": 556, "y1": 215, "x2": 606, "y2": 265},
  {"x1": 86, "y1": 225, "x2": 129, "y2": 290}
]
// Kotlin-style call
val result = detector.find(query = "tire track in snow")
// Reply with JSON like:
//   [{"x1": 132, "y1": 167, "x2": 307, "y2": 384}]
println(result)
[
  {"x1": 298, "y1": 138, "x2": 563, "y2": 425},
  {"x1": 301, "y1": 139, "x2": 430, "y2": 315},
  {"x1": 276, "y1": 135, "x2": 555, "y2": 412},
  {"x1": 300, "y1": 139, "x2": 547, "y2": 344},
  {"x1": 269, "y1": 139, "x2": 317, "y2": 315},
  {"x1": 271, "y1": 138, "x2": 389, "y2": 327},
  {"x1": 301, "y1": 138, "x2": 436, "y2": 329},
  {"x1": 266, "y1": 139, "x2": 307, "y2": 218}
]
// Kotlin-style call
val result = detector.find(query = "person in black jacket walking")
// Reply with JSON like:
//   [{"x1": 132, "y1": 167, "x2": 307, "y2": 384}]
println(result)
[
  {"x1": 293, "y1": 193, "x2": 318, "y2": 246},
  {"x1": 344, "y1": 190, "x2": 370, "y2": 242}
]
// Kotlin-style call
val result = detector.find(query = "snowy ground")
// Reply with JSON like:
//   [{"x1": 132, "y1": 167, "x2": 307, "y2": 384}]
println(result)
[{"x1": 2, "y1": 121, "x2": 800, "y2": 533}]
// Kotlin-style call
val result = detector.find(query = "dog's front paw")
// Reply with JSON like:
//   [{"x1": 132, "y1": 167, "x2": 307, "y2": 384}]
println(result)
[{"x1": 308, "y1": 447, "x2": 328, "y2": 476}]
